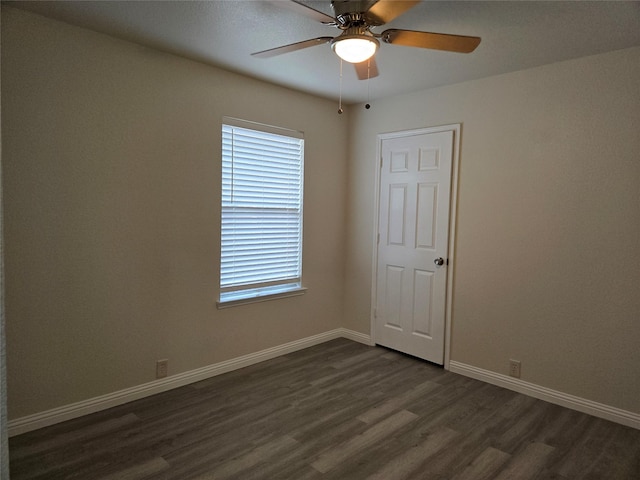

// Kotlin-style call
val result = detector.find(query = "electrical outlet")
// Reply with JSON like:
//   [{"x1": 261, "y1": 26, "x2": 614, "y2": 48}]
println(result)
[
  {"x1": 509, "y1": 359, "x2": 521, "y2": 379},
  {"x1": 156, "y1": 359, "x2": 168, "y2": 379}
]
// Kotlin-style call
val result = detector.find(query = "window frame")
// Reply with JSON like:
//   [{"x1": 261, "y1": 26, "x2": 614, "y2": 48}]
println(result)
[{"x1": 217, "y1": 117, "x2": 306, "y2": 308}]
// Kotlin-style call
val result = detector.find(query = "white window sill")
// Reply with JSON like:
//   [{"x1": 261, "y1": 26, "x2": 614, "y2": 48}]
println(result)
[{"x1": 217, "y1": 286, "x2": 307, "y2": 309}]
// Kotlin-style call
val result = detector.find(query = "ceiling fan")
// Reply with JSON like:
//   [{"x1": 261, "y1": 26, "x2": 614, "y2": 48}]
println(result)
[{"x1": 252, "y1": 0, "x2": 481, "y2": 80}]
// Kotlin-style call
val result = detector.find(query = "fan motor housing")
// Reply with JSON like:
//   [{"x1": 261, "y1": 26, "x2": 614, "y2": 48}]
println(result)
[
  {"x1": 331, "y1": 1, "x2": 373, "y2": 26},
  {"x1": 331, "y1": 25, "x2": 378, "y2": 47}
]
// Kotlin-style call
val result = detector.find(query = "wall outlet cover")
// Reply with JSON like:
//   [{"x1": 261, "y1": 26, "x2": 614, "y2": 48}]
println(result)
[
  {"x1": 509, "y1": 359, "x2": 521, "y2": 379},
  {"x1": 156, "y1": 359, "x2": 168, "y2": 379}
]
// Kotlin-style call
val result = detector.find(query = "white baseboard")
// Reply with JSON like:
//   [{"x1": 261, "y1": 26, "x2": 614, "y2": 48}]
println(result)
[
  {"x1": 339, "y1": 328, "x2": 374, "y2": 346},
  {"x1": 449, "y1": 361, "x2": 640, "y2": 430},
  {"x1": 9, "y1": 328, "x2": 372, "y2": 437}
]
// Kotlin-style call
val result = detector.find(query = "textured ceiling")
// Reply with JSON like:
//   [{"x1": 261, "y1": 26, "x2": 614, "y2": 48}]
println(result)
[{"x1": 6, "y1": 1, "x2": 640, "y2": 104}]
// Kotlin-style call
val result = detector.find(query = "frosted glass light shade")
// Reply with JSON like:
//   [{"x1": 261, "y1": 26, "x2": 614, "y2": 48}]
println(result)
[{"x1": 332, "y1": 36, "x2": 379, "y2": 63}]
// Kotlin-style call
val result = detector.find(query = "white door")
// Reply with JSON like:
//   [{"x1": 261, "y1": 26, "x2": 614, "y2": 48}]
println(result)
[{"x1": 374, "y1": 129, "x2": 454, "y2": 364}]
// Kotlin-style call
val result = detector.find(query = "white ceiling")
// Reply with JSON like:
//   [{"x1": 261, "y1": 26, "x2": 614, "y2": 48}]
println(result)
[{"x1": 6, "y1": 1, "x2": 640, "y2": 104}]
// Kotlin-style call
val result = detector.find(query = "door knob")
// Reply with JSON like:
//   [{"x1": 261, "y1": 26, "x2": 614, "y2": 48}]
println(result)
[{"x1": 434, "y1": 257, "x2": 445, "y2": 266}]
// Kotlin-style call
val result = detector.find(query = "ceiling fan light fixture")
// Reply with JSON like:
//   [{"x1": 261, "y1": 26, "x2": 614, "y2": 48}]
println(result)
[{"x1": 331, "y1": 32, "x2": 379, "y2": 63}]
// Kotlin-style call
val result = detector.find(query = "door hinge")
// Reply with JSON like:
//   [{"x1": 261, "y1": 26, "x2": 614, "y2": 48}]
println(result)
[
  {"x1": 374, "y1": 307, "x2": 378, "y2": 318},
  {"x1": 377, "y1": 233, "x2": 380, "y2": 245},
  {"x1": 380, "y1": 156, "x2": 383, "y2": 169}
]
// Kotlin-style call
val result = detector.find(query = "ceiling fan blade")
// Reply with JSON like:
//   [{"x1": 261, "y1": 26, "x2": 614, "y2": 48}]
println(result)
[
  {"x1": 266, "y1": 0, "x2": 336, "y2": 24},
  {"x1": 365, "y1": 0, "x2": 420, "y2": 26},
  {"x1": 252, "y1": 37, "x2": 333, "y2": 58},
  {"x1": 381, "y1": 29, "x2": 481, "y2": 53},
  {"x1": 354, "y1": 57, "x2": 380, "y2": 80}
]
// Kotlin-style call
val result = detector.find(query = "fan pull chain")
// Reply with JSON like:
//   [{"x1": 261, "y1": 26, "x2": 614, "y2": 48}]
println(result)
[
  {"x1": 365, "y1": 58, "x2": 371, "y2": 110},
  {"x1": 338, "y1": 59, "x2": 344, "y2": 114}
]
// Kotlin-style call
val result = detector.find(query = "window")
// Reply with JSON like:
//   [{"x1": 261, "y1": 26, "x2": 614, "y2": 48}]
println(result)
[{"x1": 218, "y1": 118, "x2": 305, "y2": 307}]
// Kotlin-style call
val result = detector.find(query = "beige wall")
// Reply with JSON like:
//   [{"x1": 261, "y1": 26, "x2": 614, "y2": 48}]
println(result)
[
  {"x1": 0, "y1": 7, "x2": 10, "y2": 473},
  {"x1": 345, "y1": 46, "x2": 640, "y2": 414},
  {"x1": 2, "y1": 7, "x2": 348, "y2": 419}
]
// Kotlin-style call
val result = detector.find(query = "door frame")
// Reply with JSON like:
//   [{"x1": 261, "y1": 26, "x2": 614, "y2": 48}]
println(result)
[{"x1": 370, "y1": 124, "x2": 461, "y2": 370}]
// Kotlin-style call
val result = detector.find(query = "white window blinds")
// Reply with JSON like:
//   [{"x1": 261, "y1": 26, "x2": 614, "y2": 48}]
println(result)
[{"x1": 220, "y1": 121, "x2": 304, "y2": 303}]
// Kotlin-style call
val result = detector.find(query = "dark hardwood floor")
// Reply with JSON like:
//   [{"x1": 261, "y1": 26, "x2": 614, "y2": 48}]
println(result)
[{"x1": 9, "y1": 338, "x2": 640, "y2": 479}]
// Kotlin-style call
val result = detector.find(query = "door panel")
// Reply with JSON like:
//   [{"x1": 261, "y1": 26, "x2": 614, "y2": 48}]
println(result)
[
  {"x1": 388, "y1": 185, "x2": 407, "y2": 246},
  {"x1": 416, "y1": 183, "x2": 437, "y2": 249},
  {"x1": 375, "y1": 130, "x2": 454, "y2": 364},
  {"x1": 412, "y1": 269, "x2": 434, "y2": 338},
  {"x1": 384, "y1": 265, "x2": 404, "y2": 330}
]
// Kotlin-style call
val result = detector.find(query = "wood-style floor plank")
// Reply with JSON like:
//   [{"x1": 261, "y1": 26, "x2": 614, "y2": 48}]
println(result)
[{"x1": 9, "y1": 338, "x2": 640, "y2": 479}]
